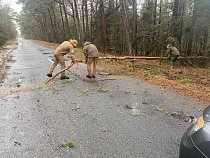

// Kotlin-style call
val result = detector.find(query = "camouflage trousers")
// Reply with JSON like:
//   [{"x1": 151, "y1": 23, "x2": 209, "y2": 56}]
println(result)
[{"x1": 169, "y1": 55, "x2": 179, "y2": 67}]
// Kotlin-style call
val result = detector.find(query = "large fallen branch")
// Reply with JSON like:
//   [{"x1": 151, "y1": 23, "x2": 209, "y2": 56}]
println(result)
[
  {"x1": 99, "y1": 56, "x2": 208, "y2": 60},
  {"x1": 99, "y1": 56, "x2": 168, "y2": 60},
  {"x1": 45, "y1": 62, "x2": 74, "y2": 84}
]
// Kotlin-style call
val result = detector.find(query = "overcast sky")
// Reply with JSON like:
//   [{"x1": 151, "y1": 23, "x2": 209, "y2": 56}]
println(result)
[
  {"x1": 1, "y1": 0, "x2": 22, "y2": 13},
  {"x1": 0, "y1": 0, "x2": 22, "y2": 34},
  {"x1": 11, "y1": 0, "x2": 22, "y2": 13}
]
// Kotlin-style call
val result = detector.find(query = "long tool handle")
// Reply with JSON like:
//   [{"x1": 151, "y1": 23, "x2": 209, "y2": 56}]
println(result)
[{"x1": 45, "y1": 62, "x2": 74, "y2": 84}]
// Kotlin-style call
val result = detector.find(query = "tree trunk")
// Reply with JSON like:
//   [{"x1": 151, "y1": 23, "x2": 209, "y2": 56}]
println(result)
[
  {"x1": 73, "y1": 0, "x2": 82, "y2": 42},
  {"x1": 41, "y1": 24, "x2": 49, "y2": 42},
  {"x1": 187, "y1": 0, "x2": 198, "y2": 56},
  {"x1": 59, "y1": 3, "x2": 66, "y2": 35},
  {"x1": 171, "y1": 0, "x2": 182, "y2": 46},
  {"x1": 159, "y1": 0, "x2": 163, "y2": 24},
  {"x1": 51, "y1": 3, "x2": 59, "y2": 42},
  {"x1": 68, "y1": 0, "x2": 78, "y2": 39},
  {"x1": 119, "y1": 0, "x2": 132, "y2": 55},
  {"x1": 43, "y1": 13, "x2": 53, "y2": 42},
  {"x1": 90, "y1": 0, "x2": 93, "y2": 41},
  {"x1": 171, "y1": 0, "x2": 179, "y2": 35},
  {"x1": 62, "y1": 0, "x2": 70, "y2": 35},
  {"x1": 82, "y1": 0, "x2": 86, "y2": 41},
  {"x1": 154, "y1": 0, "x2": 157, "y2": 25},
  {"x1": 99, "y1": 0, "x2": 108, "y2": 53},
  {"x1": 48, "y1": 8, "x2": 58, "y2": 43},
  {"x1": 84, "y1": 0, "x2": 89, "y2": 41},
  {"x1": 132, "y1": 0, "x2": 137, "y2": 55}
]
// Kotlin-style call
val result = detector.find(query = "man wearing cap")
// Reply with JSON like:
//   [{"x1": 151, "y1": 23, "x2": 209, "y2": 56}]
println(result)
[
  {"x1": 47, "y1": 39, "x2": 78, "y2": 80},
  {"x1": 165, "y1": 44, "x2": 180, "y2": 69},
  {"x1": 83, "y1": 42, "x2": 99, "y2": 78}
]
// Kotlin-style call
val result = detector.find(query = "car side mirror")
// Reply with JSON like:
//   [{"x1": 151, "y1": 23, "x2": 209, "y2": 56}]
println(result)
[{"x1": 203, "y1": 106, "x2": 210, "y2": 122}]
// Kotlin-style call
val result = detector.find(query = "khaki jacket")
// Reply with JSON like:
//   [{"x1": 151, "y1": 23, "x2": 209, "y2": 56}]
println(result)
[
  {"x1": 166, "y1": 46, "x2": 180, "y2": 56},
  {"x1": 83, "y1": 42, "x2": 99, "y2": 58},
  {"x1": 54, "y1": 41, "x2": 74, "y2": 56}
]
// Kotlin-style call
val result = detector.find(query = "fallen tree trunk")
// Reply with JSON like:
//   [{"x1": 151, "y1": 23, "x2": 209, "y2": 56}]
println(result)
[
  {"x1": 99, "y1": 56, "x2": 208, "y2": 60},
  {"x1": 99, "y1": 56, "x2": 168, "y2": 60}
]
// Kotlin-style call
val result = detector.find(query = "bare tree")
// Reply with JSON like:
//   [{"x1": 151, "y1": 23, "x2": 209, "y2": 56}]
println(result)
[
  {"x1": 154, "y1": 0, "x2": 157, "y2": 25},
  {"x1": 73, "y1": 0, "x2": 82, "y2": 42},
  {"x1": 171, "y1": 0, "x2": 181, "y2": 46},
  {"x1": 132, "y1": 0, "x2": 137, "y2": 55},
  {"x1": 119, "y1": 0, "x2": 132, "y2": 54},
  {"x1": 83, "y1": 0, "x2": 89, "y2": 41},
  {"x1": 99, "y1": 0, "x2": 108, "y2": 53},
  {"x1": 59, "y1": 2, "x2": 66, "y2": 35},
  {"x1": 62, "y1": 0, "x2": 70, "y2": 35}
]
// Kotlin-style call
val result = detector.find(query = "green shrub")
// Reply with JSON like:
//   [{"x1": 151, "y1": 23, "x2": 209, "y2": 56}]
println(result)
[
  {"x1": 0, "y1": 31, "x2": 7, "y2": 47},
  {"x1": 180, "y1": 77, "x2": 191, "y2": 84}
]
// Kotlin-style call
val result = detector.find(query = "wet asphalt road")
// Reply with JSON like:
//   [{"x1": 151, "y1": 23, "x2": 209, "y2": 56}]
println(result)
[{"x1": 0, "y1": 38, "x2": 206, "y2": 158}]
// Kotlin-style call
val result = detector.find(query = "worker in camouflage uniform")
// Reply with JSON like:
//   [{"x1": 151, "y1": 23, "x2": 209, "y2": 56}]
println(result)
[
  {"x1": 165, "y1": 44, "x2": 180, "y2": 69},
  {"x1": 83, "y1": 42, "x2": 99, "y2": 78},
  {"x1": 47, "y1": 39, "x2": 78, "y2": 80}
]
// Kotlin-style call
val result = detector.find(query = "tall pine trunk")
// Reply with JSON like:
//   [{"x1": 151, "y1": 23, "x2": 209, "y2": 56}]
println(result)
[
  {"x1": 171, "y1": 0, "x2": 181, "y2": 46},
  {"x1": 100, "y1": 0, "x2": 108, "y2": 53},
  {"x1": 119, "y1": 0, "x2": 132, "y2": 55},
  {"x1": 59, "y1": 3, "x2": 66, "y2": 36},
  {"x1": 73, "y1": 0, "x2": 82, "y2": 43},
  {"x1": 187, "y1": 0, "x2": 198, "y2": 56},
  {"x1": 84, "y1": 0, "x2": 89, "y2": 41},
  {"x1": 132, "y1": 0, "x2": 137, "y2": 55},
  {"x1": 62, "y1": 0, "x2": 70, "y2": 35}
]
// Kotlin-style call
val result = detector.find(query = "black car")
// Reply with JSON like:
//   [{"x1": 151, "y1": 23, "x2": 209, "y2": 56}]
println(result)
[{"x1": 179, "y1": 106, "x2": 210, "y2": 158}]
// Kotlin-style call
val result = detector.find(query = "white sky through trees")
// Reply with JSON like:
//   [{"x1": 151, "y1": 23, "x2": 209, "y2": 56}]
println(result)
[
  {"x1": 0, "y1": 0, "x2": 22, "y2": 13},
  {"x1": 0, "y1": 0, "x2": 22, "y2": 36}
]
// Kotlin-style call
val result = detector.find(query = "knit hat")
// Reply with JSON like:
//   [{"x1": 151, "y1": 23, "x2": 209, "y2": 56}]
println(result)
[
  {"x1": 167, "y1": 44, "x2": 173, "y2": 48},
  {"x1": 84, "y1": 41, "x2": 91, "y2": 47}
]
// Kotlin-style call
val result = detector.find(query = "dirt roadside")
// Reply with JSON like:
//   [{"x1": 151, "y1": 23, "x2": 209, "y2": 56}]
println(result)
[
  {"x1": 1, "y1": 40, "x2": 209, "y2": 107},
  {"x1": 0, "y1": 48, "x2": 12, "y2": 83},
  {"x1": 0, "y1": 40, "x2": 18, "y2": 83}
]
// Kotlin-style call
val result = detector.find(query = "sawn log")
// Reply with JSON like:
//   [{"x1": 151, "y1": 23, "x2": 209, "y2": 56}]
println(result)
[
  {"x1": 98, "y1": 56, "x2": 208, "y2": 60},
  {"x1": 99, "y1": 56, "x2": 169, "y2": 60}
]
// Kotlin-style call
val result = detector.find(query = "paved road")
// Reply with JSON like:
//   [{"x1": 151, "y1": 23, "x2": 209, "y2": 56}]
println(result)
[{"x1": 0, "y1": 38, "x2": 205, "y2": 158}]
